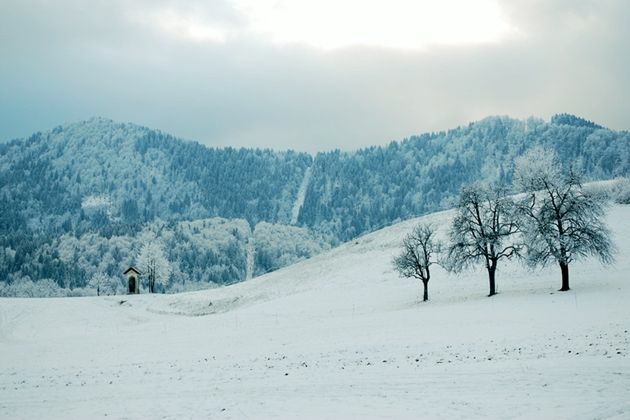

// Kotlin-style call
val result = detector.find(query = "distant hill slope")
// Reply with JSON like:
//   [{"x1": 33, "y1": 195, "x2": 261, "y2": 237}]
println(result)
[
  {"x1": 119, "y1": 201, "x2": 630, "y2": 317},
  {"x1": 0, "y1": 114, "x2": 628, "y2": 290}
]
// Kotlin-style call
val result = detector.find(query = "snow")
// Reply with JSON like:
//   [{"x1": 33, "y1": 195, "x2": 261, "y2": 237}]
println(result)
[
  {"x1": 290, "y1": 165, "x2": 312, "y2": 225},
  {"x1": 1, "y1": 205, "x2": 629, "y2": 419},
  {"x1": 80, "y1": 194, "x2": 112, "y2": 210},
  {"x1": 245, "y1": 237, "x2": 255, "y2": 281}
]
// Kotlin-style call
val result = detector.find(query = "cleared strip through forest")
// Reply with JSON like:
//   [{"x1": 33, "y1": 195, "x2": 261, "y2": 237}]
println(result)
[{"x1": 291, "y1": 166, "x2": 313, "y2": 225}]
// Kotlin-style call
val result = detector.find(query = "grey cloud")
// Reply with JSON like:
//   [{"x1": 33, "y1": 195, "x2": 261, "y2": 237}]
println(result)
[{"x1": 0, "y1": 1, "x2": 628, "y2": 152}]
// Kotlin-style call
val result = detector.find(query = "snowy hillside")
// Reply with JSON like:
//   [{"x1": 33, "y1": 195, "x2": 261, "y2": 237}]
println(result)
[
  {"x1": 1, "y1": 204, "x2": 629, "y2": 418},
  {"x1": 2, "y1": 114, "x2": 629, "y2": 293}
]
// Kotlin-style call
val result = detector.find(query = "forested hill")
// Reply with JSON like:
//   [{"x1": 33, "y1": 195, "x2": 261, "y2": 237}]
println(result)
[
  {"x1": 1, "y1": 114, "x2": 629, "y2": 293},
  {"x1": 301, "y1": 114, "x2": 630, "y2": 241},
  {"x1": 0, "y1": 117, "x2": 311, "y2": 233}
]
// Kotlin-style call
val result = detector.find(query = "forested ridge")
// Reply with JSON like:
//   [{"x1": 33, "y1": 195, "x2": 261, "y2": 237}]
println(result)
[
  {"x1": 1, "y1": 114, "x2": 628, "y2": 295},
  {"x1": 300, "y1": 114, "x2": 629, "y2": 241}
]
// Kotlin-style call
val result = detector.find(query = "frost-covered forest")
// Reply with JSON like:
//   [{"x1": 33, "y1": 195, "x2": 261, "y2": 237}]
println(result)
[
  {"x1": 1, "y1": 114, "x2": 629, "y2": 295},
  {"x1": 299, "y1": 114, "x2": 630, "y2": 241}
]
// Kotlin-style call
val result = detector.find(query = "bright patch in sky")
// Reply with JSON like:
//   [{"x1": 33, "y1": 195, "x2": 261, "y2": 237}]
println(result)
[
  {"x1": 233, "y1": 0, "x2": 515, "y2": 49},
  {"x1": 149, "y1": 8, "x2": 229, "y2": 42},
  {"x1": 142, "y1": 0, "x2": 516, "y2": 49}
]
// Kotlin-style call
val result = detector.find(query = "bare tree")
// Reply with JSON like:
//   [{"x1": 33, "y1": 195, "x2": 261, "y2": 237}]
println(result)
[
  {"x1": 446, "y1": 185, "x2": 520, "y2": 297},
  {"x1": 88, "y1": 272, "x2": 107, "y2": 296},
  {"x1": 88, "y1": 272, "x2": 121, "y2": 296},
  {"x1": 393, "y1": 224, "x2": 441, "y2": 302},
  {"x1": 137, "y1": 241, "x2": 171, "y2": 293},
  {"x1": 515, "y1": 147, "x2": 615, "y2": 291}
]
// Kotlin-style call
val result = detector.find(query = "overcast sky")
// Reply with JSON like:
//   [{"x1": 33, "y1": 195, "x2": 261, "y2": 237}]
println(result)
[{"x1": 0, "y1": 0, "x2": 628, "y2": 152}]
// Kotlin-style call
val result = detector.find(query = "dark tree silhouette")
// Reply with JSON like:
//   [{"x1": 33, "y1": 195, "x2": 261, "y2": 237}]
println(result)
[
  {"x1": 393, "y1": 224, "x2": 441, "y2": 302},
  {"x1": 516, "y1": 147, "x2": 615, "y2": 291},
  {"x1": 446, "y1": 185, "x2": 520, "y2": 296}
]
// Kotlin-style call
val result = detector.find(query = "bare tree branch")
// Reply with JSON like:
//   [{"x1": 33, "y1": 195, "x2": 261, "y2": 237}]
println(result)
[
  {"x1": 445, "y1": 184, "x2": 522, "y2": 296},
  {"x1": 393, "y1": 223, "x2": 442, "y2": 302}
]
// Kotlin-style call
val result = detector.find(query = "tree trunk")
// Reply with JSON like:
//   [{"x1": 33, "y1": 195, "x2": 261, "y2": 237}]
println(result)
[
  {"x1": 559, "y1": 261, "x2": 570, "y2": 291},
  {"x1": 488, "y1": 266, "x2": 497, "y2": 297},
  {"x1": 422, "y1": 280, "x2": 429, "y2": 302}
]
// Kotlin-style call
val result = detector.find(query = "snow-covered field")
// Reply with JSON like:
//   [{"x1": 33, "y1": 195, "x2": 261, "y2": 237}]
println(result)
[{"x1": 1, "y1": 205, "x2": 629, "y2": 419}]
